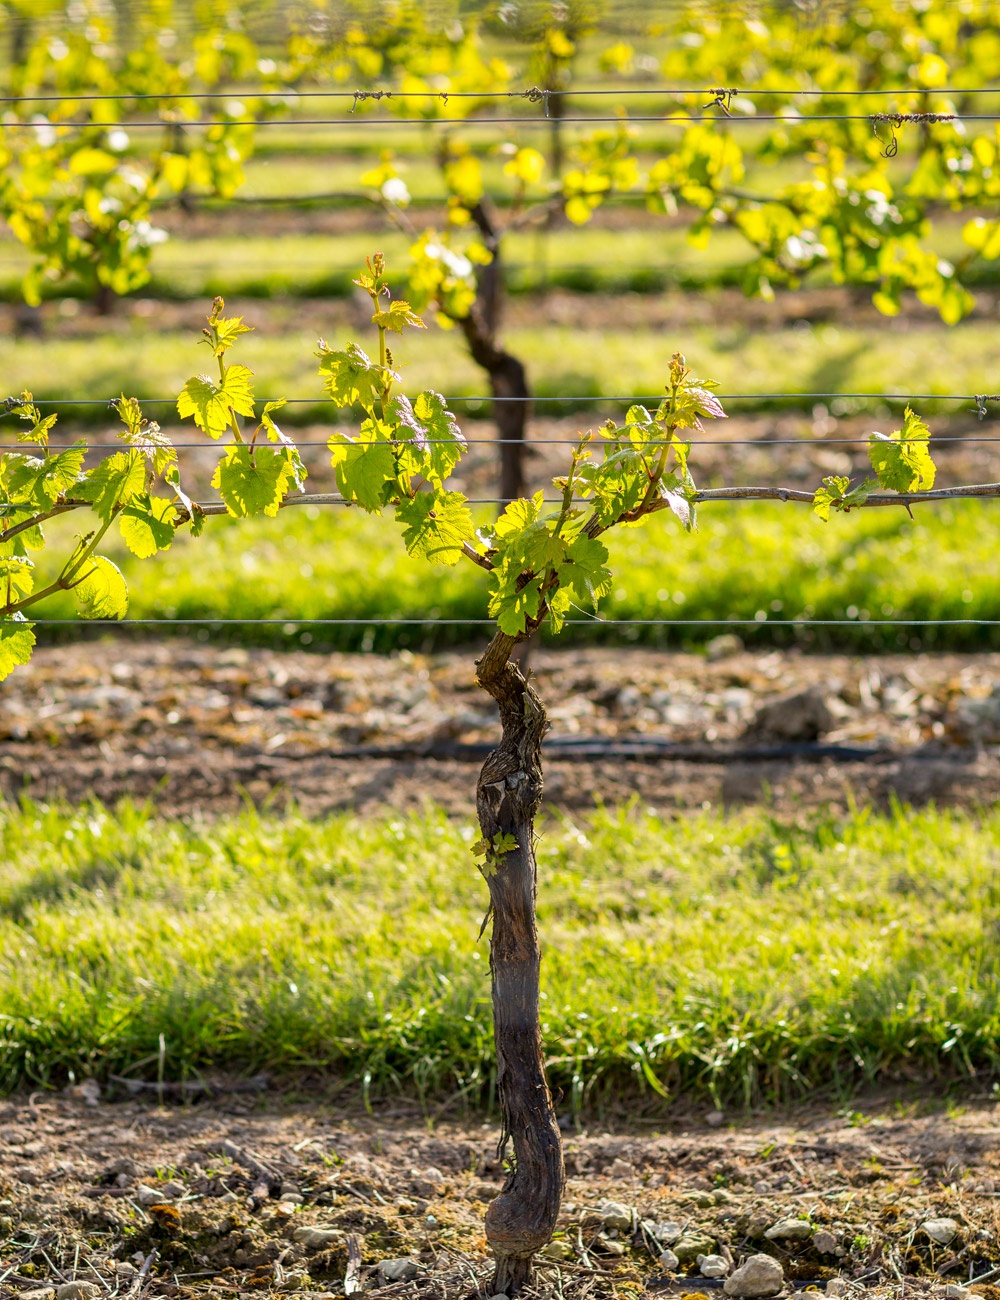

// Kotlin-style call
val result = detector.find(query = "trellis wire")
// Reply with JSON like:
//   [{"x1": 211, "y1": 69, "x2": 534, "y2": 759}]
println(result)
[
  {"x1": 0, "y1": 113, "x2": 992, "y2": 129},
  {"x1": 18, "y1": 617, "x2": 1000, "y2": 627},
  {"x1": 2, "y1": 87, "x2": 999, "y2": 104},
  {"x1": 5, "y1": 434, "x2": 1000, "y2": 449},
  {"x1": 21, "y1": 393, "x2": 993, "y2": 404}
]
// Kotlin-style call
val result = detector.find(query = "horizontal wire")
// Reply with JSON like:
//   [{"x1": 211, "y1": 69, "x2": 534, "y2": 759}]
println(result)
[
  {"x1": 5, "y1": 433, "x2": 1000, "y2": 449},
  {"x1": 19, "y1": 394, "x2": 988, "y2": 406},
  {"x1": 16, "y1": 617, "x2": 1000, "y2": 627},
  {"x1": 0, "y1": 113, "x2": 989, "y2": 128},
  {"x1": 2, "y1": 87, "x2": 998, "y2": 104}
]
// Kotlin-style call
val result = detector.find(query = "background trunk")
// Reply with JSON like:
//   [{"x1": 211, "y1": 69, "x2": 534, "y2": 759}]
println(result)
[
  {"x1": 475, "y1": 632, "x2": 564, "y2": 1295},
  {"x1": 462, "y1": 203, "x2": 531, "y2": 502}
]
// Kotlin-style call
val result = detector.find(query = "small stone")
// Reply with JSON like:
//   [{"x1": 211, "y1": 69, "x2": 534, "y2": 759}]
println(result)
[
  {"x1": 0, "y1": 1215, "x2": 14, "y2": 1234},
  {"x1": 674, "y1": 1233, "x2": 716, "y2": 1263},
  {"x1": 541, "y1": 1241, "x2": 574, "y2": 1261},
  {"x1": 293, "y1": 1227, "x2": 343, "y2": 1250},
  {"x1": 706, "y1": 1110, "x2": 725, "y2": 1128},
  {"x1": 471, "y1": 1183, "x2": 499, "y2": 1201},
  {"x1": 707, "y1": 633, "x2": 744, "y2": 661},
  {"x1": 764, "y1": 1218, "x2": 813, "y2": 1242},
  {"x1": 753, "y1": 1181, "x2": 771, "y2": 1194},
  {"x1": 492, "y1": 1294, "x2": 509, "y2": 1300},
  {"x1": 277, "y1": 1272, "x2": 310, "y2": 1292},
  {"x1": 281, "y1": 1194, "x2": 304, "y2": 1204},
  {"x1": 701, "y1": 1254, "x2": 730, "y2": 1278},
  {"x1": 607, "y1": 1158, "x2": 635, "y2": 1179},
  {"x1": 19, "y1": 1290, "x2": 55, "y2": 1300},
  {"x1": 598, "y1": 1200, "x2": 633, "y2": 1231},
  {"x1": 56, "y1": 1285, "x2": 102, "y2": 1300},
  {"x1": 813, "y1": 1231, "x2": 839, "y2": 1254},
  {"x1": 135, "y1": 1184, "x2": 163, "y2": 1206},
  {"x1": 923, "y1": 1218, "x2": 960, "y2": 1245},
  {"x1": 826, "y1": 1281, "x2": 847, "y2": 1297},
  {"x1": 658, "y1": 1249, "x2": 680, "y2": 1271},
  {"x1": 653, "y1": 1220, "x2": 683, "y2": 1246},
  {"x1": 598, "y1": 1238, "x2": 626, "y2": 1257},
  {"x1": 280, "y1": 1182, "x2": 301, "y2": 1197},
  {"x1": 944, "y1": 1287, "x2": 971, "y2": 1300},
  {"x1": 377, "y1": 1258, "x2": 419, "y2": 1283},
  {"x1": 745, "y1": 686, "x2": 834, "y2": 742},
  {"x1": 723, "y1": 1254, "x2": 785, "y2": 1298},
  {"x1": 713, "y1": 1188, "x2": 736, "y2": 1204},
  {"x1": 159, "y1": 1180, "x2": 186, "y2": 1199}
]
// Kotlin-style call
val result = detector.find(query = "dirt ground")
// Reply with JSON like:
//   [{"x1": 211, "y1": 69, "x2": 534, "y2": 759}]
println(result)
[
  {"x1": 4, "y1": 1085, "x2": 1000, "y2": 1300},
  {"x1": 2, "y1": 640, "x2": 1000, "y2": 818}
]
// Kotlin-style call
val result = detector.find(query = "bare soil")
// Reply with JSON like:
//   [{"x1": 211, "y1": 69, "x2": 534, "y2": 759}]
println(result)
[
  {"x1": 3, "y1": 1085, "x2": 1000, "y2": 1300},
  {"x1": 2, "y1": 641, "x2": 999, "y2": 819}
]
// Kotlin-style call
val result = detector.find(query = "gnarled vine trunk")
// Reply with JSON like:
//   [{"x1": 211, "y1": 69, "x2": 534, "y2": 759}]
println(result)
[
  {"x1": 475, "y1": 631, "x2": 564, "y2": 1294},
  {"x1": 461, "y1": 202, "x2": 530, "y2": 502}
]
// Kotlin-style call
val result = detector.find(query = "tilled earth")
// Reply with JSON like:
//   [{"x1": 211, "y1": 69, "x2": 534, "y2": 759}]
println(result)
[
  {"x1": 3, "y1": 1088, "x2": 1000, "y2": 1300},
  {"x1": 2, "y1": 641, "x2": 1000, "y2": 817}
]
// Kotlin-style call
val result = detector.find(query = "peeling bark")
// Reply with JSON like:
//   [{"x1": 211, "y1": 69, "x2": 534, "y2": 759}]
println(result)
[{"x1": 475, "y1": 631, "x2": 564, "y2": 1294}]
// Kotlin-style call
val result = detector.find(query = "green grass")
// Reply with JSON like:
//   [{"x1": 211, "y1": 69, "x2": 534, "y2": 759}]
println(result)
[
  {"x1": 28, "y1": 496, "x2": 1000, "y2": 652},
  {"x1": 0, "y1": 222, "x2": 756, "y2": 302},
  {"x1": 4, "y1": 312, "x2": 997, "y2": 423},
  {"x1": 3, "y1": 799, "x2": 1000, "y2": 1106}
]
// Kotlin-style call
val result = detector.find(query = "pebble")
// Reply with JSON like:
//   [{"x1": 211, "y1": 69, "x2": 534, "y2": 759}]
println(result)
[
  {"x1": 541, "y1": 1240, "x2": 575, "y2": 1261},
  {"x1": 700, "y1": 1254, "x2": 730, "y2": 1278},
  {"x1": 813, "y1": 1230, "x2": 839, "y2": 1254},
  {"x1": 826, "y1": 1281, "x2": 848, "y2": 1297},
  {"x1": 764, "y1": 1217, "x2": 813, "y2": 1241},
  {"x1": 674, "y1": 1232, "x2": 716, "y2": 1262},
  {"x1": 135, "y1": 1184, "x2": 164, "y2": 1206},
  {"x1": 943, "y1": 1287, "x2": 972, "y2": 1300},
  {"x1": 19, "y1": 1290, "x2": 55, "y2": 1300},
  {"x1": 923, "y1": 1218, "x2": 960, "y2": 1245},
  {"x1": 293, "y1": 1226, "x2": 343, "y2": 1249},
  {"x1": 607, "y1": 1158, "x2": 635, "y2": 1179},
  {"x1": 0, "y1": 1215, "x2": 14, "y2": 1234},
  {"x1": 599, "y1": 1238, "x2": 626, "y2": 1257},
  {"x1": 56, "y1": 1285, "x2": 102, "y2": 1300},
  {"x1": 160, "y1": 1180, "x2": 186, "y2": 1199},
  {"x1": 377, "y1": 1258, "x2": 420, "y2": 1283},
  {"x1": 707, "y1": 633, "x2": 744, "y2": 661},
  {"x1": 598, "y1": 1199, "x2": 633, "y2": 1230},
  {"x1": 651, "y1": 1220, "x2": 683, "y2": 1245},
  {"x1": 723, "y1": 1254, "x2": 785, "y2": 1298},
  {"x1": 277, "y1": 1271, "x2": 310, "y2": 1292},
  {"x1": 659, "y1": 1249, "x2": 680, "y2": 1271},
  {"x1": 706, "y1": 1110, "x2": 725, "y2": 1128}
]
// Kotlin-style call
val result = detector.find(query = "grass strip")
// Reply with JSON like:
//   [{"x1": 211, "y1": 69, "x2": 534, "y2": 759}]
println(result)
[
  {"x1": 2, "y1": 799, "x2": 998, "y2": 1107},
  {"x1": 29, "y1": 498, "x2": 1000, "y2": 652}
]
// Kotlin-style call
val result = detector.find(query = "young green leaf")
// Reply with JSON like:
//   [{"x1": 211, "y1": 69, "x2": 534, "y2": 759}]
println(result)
[
  {"x1": 118, "y1": 495, "x2": 177, "y2": 558},
  {"x1": 395, "y1": 490, "x2": 474, "y2": 565},
  {"x1": 372, "y1": 300, "x2": 426, "y2": 334},
  {"x1": 317, "y1": 342, "x2": 397, "y2": 409},
  {"x1": 0, "y1": 614, "x2": 35, "y2": 681},
  {"x1": 212, "y1": 446, "x2": 295, "y2": 518},
  {"x1": 114, "y1": 396, "x2": 176, "y2": 475},
  {"x1": 867, "y1": 407, "x2": 936, "y2": 493},
  {"x1": 73, "y1": 556, "x2": 128, "y2": 620},
  {"x1": 6, "y1": 442, "x2": 86, "y2": 506},
  {"x1": 388, "y1": 391, "x2": 467, "y2": 484},
  {"x1": 328, "y1": 422, "x2": 396, "y2": 510},
  {"x1": 177, "y1": 364, "x2": 255, "y2": 439},
  {"x1": 0, "y1": 556, "x2": 35, "y2": 602},
  {"x1": 76, "y1": 450, "x2": 146, "y2": 521},
  {"x1": 813, "y1": 475, "x2": 851, "y2": 522}
]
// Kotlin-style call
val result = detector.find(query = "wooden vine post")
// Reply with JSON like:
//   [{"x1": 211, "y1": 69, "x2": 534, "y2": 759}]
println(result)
[{"x1": 0, "y1": 255, "x2": 959, "y2": 1294}]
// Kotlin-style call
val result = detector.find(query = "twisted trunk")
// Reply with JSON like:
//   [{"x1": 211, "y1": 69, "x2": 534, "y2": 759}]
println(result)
[
  {"x1": 475, "y1": 631, "x2": 564, "y2": 1294},
  {"x1": 461, "y1": 202, "x2": 530, "y2": 502}
]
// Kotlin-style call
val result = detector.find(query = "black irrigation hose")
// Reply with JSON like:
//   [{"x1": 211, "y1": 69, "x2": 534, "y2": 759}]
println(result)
[{"x1": 316, "y1": 735, "x2": 915, "y2": 764}]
